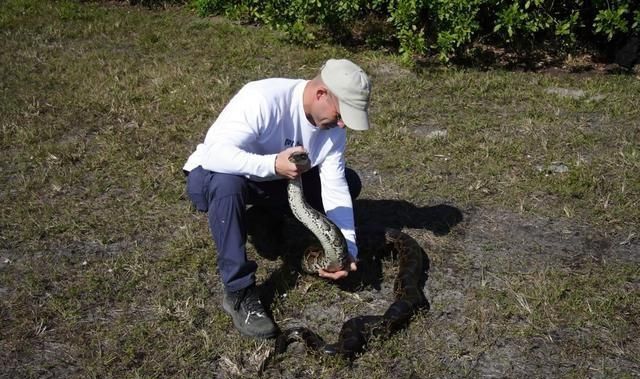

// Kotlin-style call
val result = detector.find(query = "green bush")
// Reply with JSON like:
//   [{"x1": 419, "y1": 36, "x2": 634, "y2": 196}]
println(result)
[
  {"x1": 189, "y1": 0, "x2": 640, "y2": 64},
  {"x1": 593, "y1": 3, "x2": 638, "y2": 41},
  {"x1": 127, "y1": 0, "x2": 186, "y2": 7},
  {"x1": 192, "y1": 0, "x2": 224, "y2": 16},
  {"x1": 428, "y1": 0, "x2": 482, "y2": 61}
]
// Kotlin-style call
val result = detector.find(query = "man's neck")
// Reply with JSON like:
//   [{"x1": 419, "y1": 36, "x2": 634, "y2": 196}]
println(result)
[{"x1": 302, "y1": 80, "x2": 316, "y2": 126}]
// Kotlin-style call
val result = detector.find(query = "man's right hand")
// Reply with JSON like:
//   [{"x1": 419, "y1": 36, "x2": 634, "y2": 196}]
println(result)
[{"x1": 275, "y1": 146, "x2": 309, "y2": 179}]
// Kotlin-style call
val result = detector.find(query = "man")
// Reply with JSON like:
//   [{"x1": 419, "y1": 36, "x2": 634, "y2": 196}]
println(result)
[{"x1": 183, "y1": 59, "x2": 371, "y2": 339}]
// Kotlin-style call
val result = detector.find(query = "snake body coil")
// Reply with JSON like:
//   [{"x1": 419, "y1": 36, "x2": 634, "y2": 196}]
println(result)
[
  {"x1": 262, "y1": 228, "x2": 427, "y2": 369},
  {"x1": 287, "y1": 151, "x2": 348, "y2": 273},
  {"x1": 265, "y1": 151, "x2": 428, "y2": 365}
]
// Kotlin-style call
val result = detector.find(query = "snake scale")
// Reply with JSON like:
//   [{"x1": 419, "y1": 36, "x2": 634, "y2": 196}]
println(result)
[{"x1": 266, "y1": 152, "x2": 428, "y2": 362}]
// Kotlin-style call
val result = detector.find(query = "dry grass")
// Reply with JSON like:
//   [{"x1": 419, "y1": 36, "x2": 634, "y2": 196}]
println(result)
[{"x1": 1, "y1": 0, "x2": 639, "y2": 378}]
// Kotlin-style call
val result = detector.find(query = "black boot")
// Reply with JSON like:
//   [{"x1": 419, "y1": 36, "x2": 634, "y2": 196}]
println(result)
[{"x1": 222, "y1": 284, "x2": 278, "y2": 339}]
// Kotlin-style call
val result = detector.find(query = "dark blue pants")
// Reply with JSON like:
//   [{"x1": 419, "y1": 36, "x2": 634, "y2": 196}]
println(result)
[{"x1": 185, "y1": 166, "x2": 361, "y2": 292}]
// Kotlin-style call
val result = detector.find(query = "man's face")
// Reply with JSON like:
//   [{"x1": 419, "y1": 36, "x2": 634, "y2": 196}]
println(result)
[{"x1": 311, "y1": 90, "x2": 346, "y2": 130}]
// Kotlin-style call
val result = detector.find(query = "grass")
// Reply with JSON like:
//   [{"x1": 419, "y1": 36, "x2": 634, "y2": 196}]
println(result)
[{"x1": 1, "y1": 0, "x2": 639, "y2": 378}]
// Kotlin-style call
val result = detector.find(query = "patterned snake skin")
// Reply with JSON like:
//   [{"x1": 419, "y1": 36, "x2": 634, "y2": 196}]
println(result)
[
  {"x1": 287, "y1": 151, "x2": 348, "y2": 273},
  {"x1": 263, "y1": 152, "x2": 428, "y2": 365}
]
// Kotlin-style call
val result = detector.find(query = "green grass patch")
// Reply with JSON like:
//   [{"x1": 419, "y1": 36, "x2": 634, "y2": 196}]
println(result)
[{"x1": 1, "y1": 0, "x2": 639, "y2": 377}]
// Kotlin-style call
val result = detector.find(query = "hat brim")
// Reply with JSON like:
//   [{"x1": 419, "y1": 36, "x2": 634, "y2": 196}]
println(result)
[{"x1": 339, "y1": 99, "x2": 369, "y2": 131}]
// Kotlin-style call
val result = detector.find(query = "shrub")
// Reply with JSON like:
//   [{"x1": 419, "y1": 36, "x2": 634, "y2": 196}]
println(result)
[{"x1": 190, "y1": 0, "x2": 640, "y2": 64}]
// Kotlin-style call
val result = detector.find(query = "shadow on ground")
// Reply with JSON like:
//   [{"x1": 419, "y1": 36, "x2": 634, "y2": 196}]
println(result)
[
  {"x1": 255, "y1": 200, "x2": 462, "y2": 357},
  {"x1": 256, "y1": 199, "x2": 453, "y2": 373},
  {"x1": 354, "y1": 200, "x2": 464, "y2": 236},
  {"x1": 259, "y1": 200, "x2": 462, "y2": 303}
]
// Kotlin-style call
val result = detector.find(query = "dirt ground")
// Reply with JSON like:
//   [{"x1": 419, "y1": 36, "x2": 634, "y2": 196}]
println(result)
[{"x1": 215, "y1": 198, "x2": 639, "y2": 378}]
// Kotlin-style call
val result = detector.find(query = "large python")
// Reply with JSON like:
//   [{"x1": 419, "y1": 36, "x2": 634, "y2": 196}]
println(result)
[
  {"x1": 287, "y1": 151, "x2": 349, "y2": 274},
  {"x1": 265, "y1": 152, "x2": 428, "y2": 363}
]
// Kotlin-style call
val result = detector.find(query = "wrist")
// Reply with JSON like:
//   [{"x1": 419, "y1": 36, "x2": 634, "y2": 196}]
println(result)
[
  {"x1": 274, "y1": 154, "x2": 278, "y2": 175},
  {"x1": 273, "y1": 153, "x2": 283, "y2": 176}
]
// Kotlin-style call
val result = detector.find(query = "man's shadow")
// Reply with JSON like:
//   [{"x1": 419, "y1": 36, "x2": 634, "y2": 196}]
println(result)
[
  {"x1": 353, "y1": 199, "x2": 463, "y2": 235},
  {"x1": 259, "y1": 200, "x2": 463, "y2": 311},
  {"x1": 339, "y1": 200, "x2": 462, "y2": 293}
]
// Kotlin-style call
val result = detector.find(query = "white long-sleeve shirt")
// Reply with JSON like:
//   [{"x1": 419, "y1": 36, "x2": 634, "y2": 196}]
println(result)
[{"x1": 184, "y1": 78, "x2": 358, "y2": 258}]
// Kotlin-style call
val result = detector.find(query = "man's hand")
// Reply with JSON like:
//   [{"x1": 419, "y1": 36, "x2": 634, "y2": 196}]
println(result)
[
  {"x1": 318, "y1": 256, "x2": 358, "y2": 280},
  {"x1": 275, "y1": 146, "x2": 310, "y2": 179}
]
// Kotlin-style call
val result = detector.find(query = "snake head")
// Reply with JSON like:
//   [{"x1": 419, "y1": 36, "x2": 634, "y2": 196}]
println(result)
[{"x1": 288, "y1": 151, "x2": 309, "y2": 166}]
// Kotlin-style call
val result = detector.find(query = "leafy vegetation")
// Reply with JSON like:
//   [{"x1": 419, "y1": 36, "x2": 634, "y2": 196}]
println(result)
[{"x1": 186, "y1": 0, "x2": 640, "y2": 63}]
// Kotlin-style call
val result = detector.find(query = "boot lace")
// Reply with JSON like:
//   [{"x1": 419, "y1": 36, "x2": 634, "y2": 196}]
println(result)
[{"x1": 234, "y1": 287, "x2": 266, "y2": 316}]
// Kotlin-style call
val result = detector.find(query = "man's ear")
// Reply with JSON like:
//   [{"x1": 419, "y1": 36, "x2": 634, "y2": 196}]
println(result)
[{"x1": 316, "y1": 87, "x2": 328, "y2": 100}]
